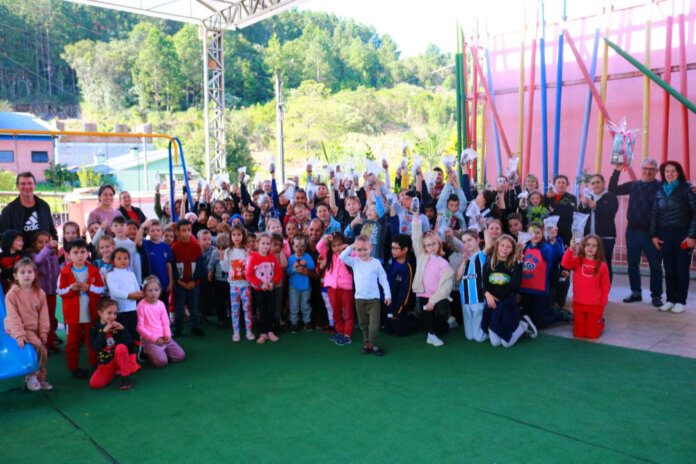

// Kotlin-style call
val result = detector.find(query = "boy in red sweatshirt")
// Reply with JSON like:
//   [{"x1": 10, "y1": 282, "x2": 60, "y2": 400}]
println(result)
[
  {"x1": 561, "y1": 234, "x2": 611, "y2": 339},
  {"x1": 245, "y1": 233, "x2": 282, "y2": 344},
  {"x1": 57, "y1": 239, "x2": 105, "y2": 378}
]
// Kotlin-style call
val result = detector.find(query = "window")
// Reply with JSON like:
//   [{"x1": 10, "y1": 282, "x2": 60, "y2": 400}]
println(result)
[
  {"x1": 0, "y1": 150, "x2": 13, "y2": 162},
  {"x1": 31, "y1": 151, "x2": 49, "y2": 163}
]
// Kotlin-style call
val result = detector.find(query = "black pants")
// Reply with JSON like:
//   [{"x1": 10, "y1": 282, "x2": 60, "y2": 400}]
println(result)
[
  {"x1": 199, "y1": 279, "x2": 213, "y2": 318},
  {"x1": 213, "y1": 280, "x2": 230, "y2": 322},
  {"x1": 253, "y1": 289, "x2": 275, "y2": 334},
  {"x1": 520, "y1": 293, "x2": 563, "y2": 329},
  {"x1": 116, "y1": 310, "x2": 139, "y2": 352},
  {"x1": 309, "y1": 279, "x2": 328, "y2": 328},
  {"x1": 418, "y1": 297, "x2": 450, "y2": 336}
]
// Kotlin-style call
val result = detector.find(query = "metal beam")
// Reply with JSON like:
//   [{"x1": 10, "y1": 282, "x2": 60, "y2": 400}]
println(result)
[{"x1": 203, "y1": 13, "x2": 226, "y2": 181}]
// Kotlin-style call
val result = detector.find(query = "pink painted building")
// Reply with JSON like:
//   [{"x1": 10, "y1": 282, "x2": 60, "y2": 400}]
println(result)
[{"x1": 0, "y1": 112, "x2": 54, "y2": 182}]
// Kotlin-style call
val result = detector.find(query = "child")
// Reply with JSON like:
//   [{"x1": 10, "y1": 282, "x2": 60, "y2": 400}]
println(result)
[
  {"x1": 58, "y1": 221, "x2": 80, "y2": 267},
  {"x1": 383, "y1": 234, "x2": 418, "y2": 336},
  {"x1": 318, "y1": 232, "x2": 355, "y2": 344},
  {"x1": 142, "y1": 220, "x2": 174, "y2": 306},
  {"x1": 30, "y1": 231, "x2": 60, "y2": 351},
  {"x1": 94, "y1": 235, "x2": 115, "y2": 295},
  {"x1": 224, "y1": 225, "x2": 254, "y2": 341},
  {"x1": 137, "y1": 275, "x2": 186, "y2": 367},
  {"x1": 245, "y1": 233, "x2": 282, "y2": 344},
  {"x1": 519, "y1": 190, "x2": 549, "y2": 228},
  {"x1": 163, "y1": 225, "x2": 175, "y2": 245},
  {"x1": 106, "y1": 216, "x2": 143, "y2": 284},
  {"x1": 1, "y1": 229, "x2": 26, "y2": 293},
  {"x1": 171, "y1": 219, "x2": 204, "y2": 337},
  {"x1": 456, "y1": 230, "x2": 489, "y2": 342},
  {"x1": 4, "y1": 258, "x2": 51, "y2": 391},
  {"x1": 519, "y1": 225, "x2": 572, "y2": 332},
  {"x1": 57, "y1": 239, "x2": 104, "y2": 378},
  {"x1": 197, "y1": 229, "x2": 214, "y2": 323},
  {"x1": 339, "y1": 235, "x2": 391, "y2": 356},
  {"x1": 106, "y1": 248, "x2": 142, "y2": 352},
  {"x1": 270, "y1": 233, "x2": 288, "y2": 329},
  {"x1": 412, "y1": 216, "x2": 454, "y2": 347},
  {"x1": 90, "y1": 298, "x2": 139, "y2": 390},
  {"x1": 561, "y1": 234, "x2": 611, "y2": 339},
  {"x1": 287, "y1": 236, "x2": 316, "y2": 332},
  {"x1": 267, "y1": 218, "x2": 291, "y2": 256},
  {"x1": 208, "y1": 233, "x2": 231, "y2": 326},
  {"x1": 481, "y1": 235, "x2": 528, "y2": 348}
]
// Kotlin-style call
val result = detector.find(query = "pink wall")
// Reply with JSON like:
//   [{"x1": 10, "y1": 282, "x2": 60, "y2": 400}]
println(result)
[
  {"x1": 482, "y1": 2, "x2": 696, "y2": 184},
  {"x1": 0, "y1": 139, "x2": 54, "y2": 182}
]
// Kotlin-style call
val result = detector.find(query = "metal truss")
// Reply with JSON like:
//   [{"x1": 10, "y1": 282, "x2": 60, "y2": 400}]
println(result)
[{"x1": 203, "y1": 12, "x2": 226, "y2": 180}]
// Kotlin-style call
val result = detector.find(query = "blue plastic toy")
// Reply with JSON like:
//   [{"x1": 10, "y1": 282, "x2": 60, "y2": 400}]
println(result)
[{"x1": 0, "y1": 285, "x2": 39, "y2": 380}]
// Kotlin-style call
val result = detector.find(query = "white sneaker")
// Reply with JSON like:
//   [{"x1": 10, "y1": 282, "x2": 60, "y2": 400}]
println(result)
[
  {"x1": 671, "y1": 303, "x2": 686, "y2": 313},
  {"x1": 25, "y1": 375, "x2": 40, "y2": 392},
  {"x1": 447, "y1": 316, "x2": 458, "y2": 329},
  {"x1": 659, "y1": 302, "x2": 674, "y2": 312},
  {"x1": 430, "y1": 333, "x2": 445, "y2": 347},
  {"x1": 522, "y1": 315, "x2": 538, "y2": 339},
  {"x1": 426, "y1": 333, "x2": 434, "y2": 345}
]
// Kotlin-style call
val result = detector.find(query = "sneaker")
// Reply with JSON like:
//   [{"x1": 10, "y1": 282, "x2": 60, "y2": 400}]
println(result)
[
  {"x1": 257, "y1": 334, "x2": 268, "y2": 344},
  {"x1": 268, "y1": 332, "x2": 279, "y2": 342},
  {"x1": 671, "y1": 303, "x2": 686, "y2": 314},
  {"x1": 120, "y1": 376, "x2": 132, "y2": 390},
  {"x1": 522, "y1": 315, "x2": 538, "y2": 339},
  {"x1": 25, "y1": 375, "x2": 40, "y2": 392},
  {"x1": 447, "y1": 316, "x2": 458, "y2": 329},
  {"x1": 559, "y1": 310, "x2": 574, "y2": 322},
  {"x1": 340, "y1": 336, "x2": 352, "y2": 346},
  {"x1": 191, "y1": 328, "x2": 205, "y2": 336},
  {"x1": 428, "y1": 333, "x2": 445, "y2": 347},
  {"x1": 245, "y1": 332, "x2": 256, "y2": 341},
  {"x1": 334, "y1": 334, "x2": 345, "y2": 345},
  {"x1": 329, "y1": 333, "x2": 341, "y2": 342},
  {"x1": 371, "y1": 346, "x2": 385, "y2": 356},
  {"x1": 323, "y1": 324, "x2": 336, "y2": 333},
  {"x1": 623, "y1": 294, "x2": 642, "y2": 303},
  {"x1": 361, "y1": 344, "x2": 372, "y2": 354},
  {"x1": 304, "y1": 324, "x2": 313, "y2": 332},
  {"x1": 659, "y1": 302, "x2": 674, "y2": 312},
  {"x1": 137, "y1": 345, "x2": 148, "y2": 363},
  {"x1": 39, "y1": 381, "x2": 54, "y2": 391},
  {"x1": 290, "y1": 324, "x2": 299, "y2": 333},
  {"x1": 232, "y1": 332, "x2": 241, "y2": 342},
  {"x1": 71, "y1": 368, "x2": 89, "y2": 379},
  {"x1": 652, "y1": 297, "x2": 664, "y2": 307}
]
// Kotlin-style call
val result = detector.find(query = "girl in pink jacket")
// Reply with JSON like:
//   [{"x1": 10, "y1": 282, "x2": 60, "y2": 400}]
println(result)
[
  {"x1": 317, "y1": 232, "x2": 354, "y2": 346},
  {"x1": 137, "y1": 276, "x2": 185, "y2": 368}
]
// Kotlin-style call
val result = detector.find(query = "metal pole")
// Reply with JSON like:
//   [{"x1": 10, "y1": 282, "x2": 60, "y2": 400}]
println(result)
[{"x1": 275, "y1": 69, "x2": 285, "y2": 183}]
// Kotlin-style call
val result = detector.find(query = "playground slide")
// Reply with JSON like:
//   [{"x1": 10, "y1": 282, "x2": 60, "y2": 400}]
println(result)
[{"x1": 0, "y1": 285, "x2": 39, "y2": 380}]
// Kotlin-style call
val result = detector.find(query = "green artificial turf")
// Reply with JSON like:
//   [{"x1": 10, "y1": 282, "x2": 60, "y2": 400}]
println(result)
[{"x1": 2, "y1": 324, "x2": 695, "y2": 464}]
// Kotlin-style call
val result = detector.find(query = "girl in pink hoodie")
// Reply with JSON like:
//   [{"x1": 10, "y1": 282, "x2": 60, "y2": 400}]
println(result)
[
  {"x1": 137, "y1": 276, "x2": 185, "y2": 368},
  {"x1": 317, "y1": 232, "x2": 354, "y2": 345}
]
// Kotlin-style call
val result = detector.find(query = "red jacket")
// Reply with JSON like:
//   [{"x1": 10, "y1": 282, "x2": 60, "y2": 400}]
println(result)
[
  {"x1": 57, "y1": 262, "x2": 105, "y2": 325},
  {"x1": 561, "y1": 248, "x2": 610, "y2": 307},
  {"x1": 245, "y1": 252, "x2": 282, "y2": 289}
]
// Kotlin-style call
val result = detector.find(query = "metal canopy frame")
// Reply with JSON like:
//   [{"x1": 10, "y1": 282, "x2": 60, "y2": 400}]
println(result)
[{"x1": 63, "y1": 0, "x2": 302, "y2": 180}]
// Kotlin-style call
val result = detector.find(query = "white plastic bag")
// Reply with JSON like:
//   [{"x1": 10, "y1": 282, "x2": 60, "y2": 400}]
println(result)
[
  {"x1": 517, "y1": 231, "x2": 534, "y2": 244},
  {"x1": 441, "y1": 154, "x2": 456, "y2": 171},
  {"x1": 572, "y1": 212, "x2": 590, "y2": 238}
]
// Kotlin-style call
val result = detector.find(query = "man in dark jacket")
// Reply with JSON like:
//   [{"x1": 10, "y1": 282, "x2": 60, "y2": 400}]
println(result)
[
  {"x1": 0, "y1": 172, "x2": 57, "y2": 248},
  {"x1": 609, "y1": 159, "x2": 663, "y2": 306}
]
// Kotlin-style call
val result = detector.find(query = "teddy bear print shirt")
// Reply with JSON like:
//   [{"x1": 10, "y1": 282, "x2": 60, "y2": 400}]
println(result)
[{"x1": 245, "y1": 252, "x2": 282, "y2": 290}]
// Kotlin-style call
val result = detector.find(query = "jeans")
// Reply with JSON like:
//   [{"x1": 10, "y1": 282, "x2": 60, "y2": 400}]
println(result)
[
  {"x1": 659, "y1": 227, "x2": 692, "y2": 304},
  {"x1": 625, "y1": 229, "x2": 663, "y2": 298},
  {"x1": 289, "y1": 286, "x2": 312, "y2": 324},
  {"x1": 174, "y1": 284, "x2": 200, "y2": 332}
]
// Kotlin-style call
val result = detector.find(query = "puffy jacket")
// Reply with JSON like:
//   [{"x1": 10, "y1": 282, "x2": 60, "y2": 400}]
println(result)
[{"x1": 649, "y1": 181, "x2": 696, "y2": 239}]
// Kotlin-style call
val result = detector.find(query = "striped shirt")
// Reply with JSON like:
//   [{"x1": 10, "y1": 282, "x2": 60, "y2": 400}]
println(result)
[{"x1": 459, "y1": 251, "x2": 486, "y2": 305}]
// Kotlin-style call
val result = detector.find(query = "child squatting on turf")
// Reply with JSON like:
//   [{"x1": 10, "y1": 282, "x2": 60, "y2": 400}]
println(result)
[
  {"x1": 4, "y1": 258, "x2": 52, "y2": 391},
  {"x1": 339, "y1": 234, "x2": 391, "y2": 356},
  {"x1": 90, "y1": 298, "x2": 141, "y2": 390},
  {"x1": 137, "y1": 276, "x2": 186, "y2": 367}
]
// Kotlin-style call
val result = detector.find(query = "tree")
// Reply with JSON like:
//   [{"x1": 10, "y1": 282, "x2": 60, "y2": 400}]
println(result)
[
  {"x1": 0, "y1": 169, "x2": 16, "y2": 190},
  {"x1": 173, "y1": 24, "x2": 202, "y2": 108},
  {"x1": 76, "y1": 165, "x2": 103, "y2": 188},
  {"x1": 44, "y1": 163, "x2": 77, "y2": 188},
  {"x1": 131, "y1": 24, "x2": 182, "y2": 111}
]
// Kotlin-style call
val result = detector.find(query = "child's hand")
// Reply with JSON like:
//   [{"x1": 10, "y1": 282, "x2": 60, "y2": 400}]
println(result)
[
  {"x1": 208, "y1": 271, "x2": 214, "y2": 282},
  {"x1": 103, "y1": 322, "x2": 113, "y2": 333},
  {"x1": 49, "y1": 239, "x2": 59, "y2": 252},
  {"x1": 424, "y1": 302, "x2": 434, "y2": 311},
  {"x1": 166, "y1": 283, "x2": 173, "y2": 293},
  {"x1": 16, "y1": 338, "x2": 25, "y2": 348},
  {"x1": 156, "y1": 337, "x2": 166, "y2": 346},
  {"x1": 112, "y1": 321, "x2": 124, "y2": 331},
  {"x1": 40, "y1": 335, "x2": 47, "y2": 344},
  {"x1": 128, "y1": 291, "x2": 144, "y2": 300},
  {"x1": 384, "y1": 298, "x2": 391, "y2": 306},
  {"x1": 163, "y1": 336, "x2": 171, "y2": 343},
  {"x1": 485, "y1": 292, "x2": 498, "y2": 309}
]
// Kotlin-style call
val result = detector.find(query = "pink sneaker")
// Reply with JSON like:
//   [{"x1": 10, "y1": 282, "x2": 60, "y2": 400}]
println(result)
[
  {"x1": 257, "y1": 334, "x2": 268, "y2": 344},
  {"x1": 232, "y1": 332, "x2": 241, "y2": 342},
  {"x1": 268, "y1": 332, "x2": 279, "y2": 342},
  {"x1": 40, "y1": 381, "x2": 54, "y2": 391},
  {"x1": 246, "y1": 332, "x2": 256, "y2": 341}
]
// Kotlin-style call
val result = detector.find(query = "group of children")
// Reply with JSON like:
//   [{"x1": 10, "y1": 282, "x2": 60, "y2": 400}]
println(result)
[{"x1": 2, "y1": 161, "x2": 612, "y2": 391}]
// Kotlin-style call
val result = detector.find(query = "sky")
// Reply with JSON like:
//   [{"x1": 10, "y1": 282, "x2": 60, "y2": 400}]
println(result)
[{"x1": 300, "y1": 0, "x2": 649, "y2": 57}]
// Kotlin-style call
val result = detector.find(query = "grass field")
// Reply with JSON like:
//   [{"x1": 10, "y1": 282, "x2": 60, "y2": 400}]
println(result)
[{"x1": 2, "y1": 323, "x2": 695, "y2": 464}]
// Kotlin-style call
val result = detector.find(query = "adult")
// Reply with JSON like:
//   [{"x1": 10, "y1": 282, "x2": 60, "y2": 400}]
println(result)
[
  {"x1": 0, "y1": 172, "x2": 57, "y2": 247},
  {"x1": 609, "y1": 158, "x2": 663, "y2": 306},
  {"x1": 579, "y1": 174, "x2": 618, "y2": 281},
  {"x1": 117, "y1": 191, "x2": 146, "y2": 225},
  {"x1": 307, "y1": 218, "x2": 330, "y2": 330},
  {"x1": 86, "y1": 184, "x2": 122, "y2": 235},
  {"x1": 649, "y1": 161, "x2": 696, "y2": 314},
  {"x1": 544, "y1": 174, "x2": 577, "y2": 247}
]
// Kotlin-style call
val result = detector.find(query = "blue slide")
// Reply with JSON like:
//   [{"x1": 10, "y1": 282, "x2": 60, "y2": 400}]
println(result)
[{"x1": 0, "y1": 285, "x2": 39, "y2": 380}]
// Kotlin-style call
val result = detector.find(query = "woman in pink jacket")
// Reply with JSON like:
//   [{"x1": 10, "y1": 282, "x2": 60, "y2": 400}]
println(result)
[
  {"x1": 137, "y1": 276, "x2": 186, "y2": 367},
  {"x1": 317, "y1": 232, "x2": 354, "y2": 346}
]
